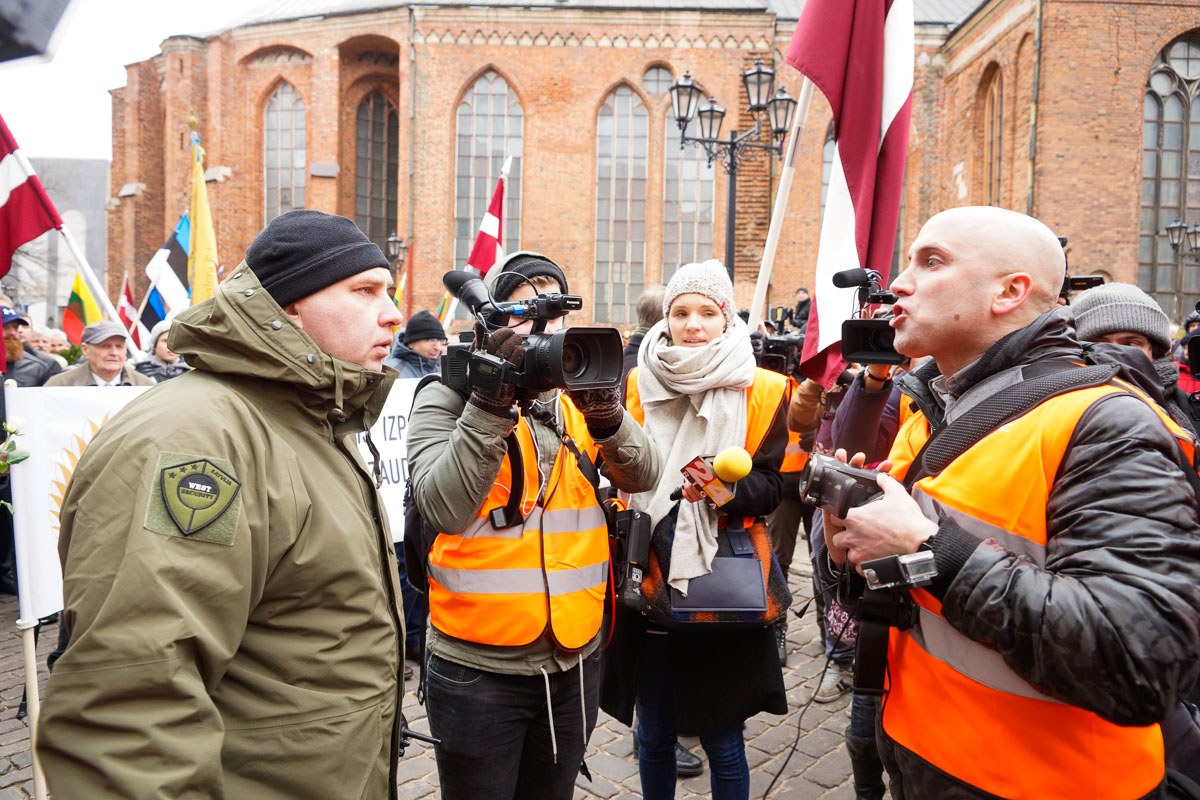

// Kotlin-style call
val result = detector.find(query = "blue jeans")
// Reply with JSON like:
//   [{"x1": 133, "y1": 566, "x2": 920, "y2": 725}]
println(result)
[
  {"x1": 636, "y1": 630, "x2": 750, "y2": 800},
  {"x1": 425, "y1": 652, "x2": 599, "y2": 800}
]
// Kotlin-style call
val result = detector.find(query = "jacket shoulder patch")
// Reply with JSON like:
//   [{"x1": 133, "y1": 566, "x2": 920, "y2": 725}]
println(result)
[{"x1": 145, "y1": 452, "x2": 241, "y2": 545}]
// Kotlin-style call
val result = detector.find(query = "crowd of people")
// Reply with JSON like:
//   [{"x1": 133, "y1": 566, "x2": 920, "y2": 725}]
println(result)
[{"x1": 12, "y1": 204, "x2": 1200, "y2": 800}]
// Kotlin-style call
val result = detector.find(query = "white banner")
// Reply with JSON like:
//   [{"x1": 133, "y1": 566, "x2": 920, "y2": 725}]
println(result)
[{"x1": 6, "y1": 379, "x2": 421, "y2": 621}]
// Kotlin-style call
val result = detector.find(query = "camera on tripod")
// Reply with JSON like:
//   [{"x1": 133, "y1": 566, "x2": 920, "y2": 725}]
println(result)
[
  {"x1": 438, "y1": 270, "x2": 623, "y2": 400},
  {"x1": 834, "y1": 268, "x2": 904, "y2": 366}
]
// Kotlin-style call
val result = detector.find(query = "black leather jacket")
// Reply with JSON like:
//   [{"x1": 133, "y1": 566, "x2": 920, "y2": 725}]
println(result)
[{"x1": 820, "y1": 309, "x2": 1200, "y2": 799}]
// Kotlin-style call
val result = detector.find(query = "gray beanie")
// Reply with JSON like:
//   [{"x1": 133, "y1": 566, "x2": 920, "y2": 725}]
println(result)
[
  {"x1": 663, "y1": 260, "x2": 736, "y2": 328},
  {"x1": 1071, "y1": 282, "x2": 1171, "y2": 358}
]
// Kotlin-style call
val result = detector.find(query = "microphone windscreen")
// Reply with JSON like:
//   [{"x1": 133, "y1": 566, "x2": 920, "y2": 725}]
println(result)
[
  {"x1": 712, "y1": 447, "x2": 753, "y2": 483},
  {"x1": 442, "y1": 270, "x2": 475, "y2": 294},
  {"x1": 831, "y1": 268, "x2": 869, "y2": 289}
]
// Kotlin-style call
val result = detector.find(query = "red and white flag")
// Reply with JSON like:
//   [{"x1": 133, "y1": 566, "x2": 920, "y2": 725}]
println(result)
[
  {"x1": 466, "y1": 158, "x2": 508, "y2": 278},
  {"x1": 117, "y1": 274, "x2": 147, "y2": 349},
  {"x1": 0, "y1": 113, "x2": 62, "y2": 278},
  {"x1": 790, "y1": 0, "x2": 913, "y2": 386}
]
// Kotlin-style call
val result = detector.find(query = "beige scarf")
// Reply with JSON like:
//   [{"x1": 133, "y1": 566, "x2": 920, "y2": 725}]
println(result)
[{"x1": 632, "y1": 317, "x2": 756, "y2": 595}]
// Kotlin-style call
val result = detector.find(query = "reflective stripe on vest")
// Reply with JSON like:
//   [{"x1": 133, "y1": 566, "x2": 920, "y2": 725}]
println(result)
[
  {"x1": 884, "y1": 382, "x2": 1164, "y2": 800},
  {"x1": 427, "y1": 396, "x2": 608, "y2": 651}
]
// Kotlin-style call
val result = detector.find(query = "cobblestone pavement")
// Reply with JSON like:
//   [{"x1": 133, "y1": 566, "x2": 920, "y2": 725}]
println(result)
[{"x1": 0, "y1": 561, "x2": 862, "y2": 799}]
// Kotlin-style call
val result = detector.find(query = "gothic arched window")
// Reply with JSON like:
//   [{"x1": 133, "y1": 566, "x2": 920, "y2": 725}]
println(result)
[
  {"x1": 455, "y1": 71, "x2": 523, "y2": 269},
  {"x1": 662, "y1": 112, "x2": 714, "y2": 285},
  {"x1": 355, "y1": 92, "x2": 399, "y2": 256},
  {"x1": 263, "y1": 82, "x2": 305, "y2": 223},
  {"x1": 1141, "y1": 34, "x2": 1200, "y2": 320},
  {"x1": 594, "y1": 86, "x2": 648, "y2": 324}
]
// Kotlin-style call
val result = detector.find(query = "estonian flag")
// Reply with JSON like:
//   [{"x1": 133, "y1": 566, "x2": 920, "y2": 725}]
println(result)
[{"x1": 141, "y1": 215, "x2": 191, "y2": 332}]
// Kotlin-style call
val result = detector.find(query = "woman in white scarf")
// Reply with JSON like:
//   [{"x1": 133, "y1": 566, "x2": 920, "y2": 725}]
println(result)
[{"x1": 620, "y1": 260, "x2": 790, "y2": 800}]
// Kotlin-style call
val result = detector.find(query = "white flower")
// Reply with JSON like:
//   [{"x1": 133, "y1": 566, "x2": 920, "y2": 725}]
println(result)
[{"x1": 5, "y1": 417, "x2": 26, "y2": 435}]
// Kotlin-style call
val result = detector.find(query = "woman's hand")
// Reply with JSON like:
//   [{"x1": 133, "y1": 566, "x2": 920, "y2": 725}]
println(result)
[{"x1": 680, "y1": 482, "x2": 705, "y2": 504}]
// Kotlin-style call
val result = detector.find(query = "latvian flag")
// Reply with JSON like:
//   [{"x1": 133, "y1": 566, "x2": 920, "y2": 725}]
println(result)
[
  {"x1": 117, "y1": 274, "x2": 146, "y2": 349},
  {"x1": 0, "y1": 113, "x2": 61, "y2": 278},
  {"x1": 790, "y1": 0, "x2": 914, "y2": 386},
  {"x1": 466, "y1": 171, "x2": 504, "y2": 278}
]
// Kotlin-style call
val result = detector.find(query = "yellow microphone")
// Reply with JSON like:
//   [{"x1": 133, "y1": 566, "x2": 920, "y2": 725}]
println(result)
[{"x1": 677, "y1": 446, "x2": 754, "y2": 508}]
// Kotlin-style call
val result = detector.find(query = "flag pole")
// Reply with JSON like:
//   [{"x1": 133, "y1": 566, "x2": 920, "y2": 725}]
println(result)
[
  {"x1": 56, "y1": 227, "x2": 140, "y2": 360},
  {"x1": 15, "y1": 617, "x2": 47, "y2": 800},
  {"x1": 747, "y1": 77, "x2": 815, "y2": 330}
]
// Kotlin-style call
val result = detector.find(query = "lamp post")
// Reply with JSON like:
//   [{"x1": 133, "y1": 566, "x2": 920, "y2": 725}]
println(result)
[
  {"x1": 386, "y1": 231, "x2": 409, "y2": 315},
  {"x1": 669, "y1": 58, "x2": 797, "y2": 282},
  {"x1": 1165, "y1": 218, "x2": 1200, "y2": 320}
]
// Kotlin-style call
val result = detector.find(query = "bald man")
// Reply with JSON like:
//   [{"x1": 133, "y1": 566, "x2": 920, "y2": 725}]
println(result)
[{"x1": 820, "y1": 207, "x2": 1200, "y2": 799}]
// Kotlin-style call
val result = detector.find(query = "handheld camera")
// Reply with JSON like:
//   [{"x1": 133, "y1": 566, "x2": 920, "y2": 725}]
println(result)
[
  {"x1": 438, "y1": 270, "x2": 623, "y2": 400},
  {"x1": 799, "y1": 451, "x2": 885, "y2": 519}
]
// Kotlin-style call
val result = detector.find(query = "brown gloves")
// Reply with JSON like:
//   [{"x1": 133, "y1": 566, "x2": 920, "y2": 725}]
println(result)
[
  {"x1": 566, "y1": 386, "x2": 624, "y2": 438},
  {"x1": 466, "y1": 325, "x2": 524, "y2": 418}
]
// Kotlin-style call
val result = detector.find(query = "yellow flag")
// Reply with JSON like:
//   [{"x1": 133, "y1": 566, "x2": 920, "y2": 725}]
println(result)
[{"x1": 188, "y1": 142, "x2": 219, "y2": 305}]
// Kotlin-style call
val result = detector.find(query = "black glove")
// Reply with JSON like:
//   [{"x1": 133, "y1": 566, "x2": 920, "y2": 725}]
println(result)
[
  {"x1": 467, "y1": 324, "x2": 524, "y2": 419},
  {"x1": 567, "y1": 386, "x2": 624, "y2": 437},
  {"x1": 750, "y1": 330, "x2": 765, "y2": 356}
]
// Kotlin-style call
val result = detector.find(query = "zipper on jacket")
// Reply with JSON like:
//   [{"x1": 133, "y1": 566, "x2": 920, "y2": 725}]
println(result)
[{"x1": 334, "y1": 436, "x2": 405, "y2": 791}]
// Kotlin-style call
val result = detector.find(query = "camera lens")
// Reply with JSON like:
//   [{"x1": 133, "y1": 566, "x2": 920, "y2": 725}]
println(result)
[{"x1": 561, "y1": 342, "x2": 584, "y2": 377}]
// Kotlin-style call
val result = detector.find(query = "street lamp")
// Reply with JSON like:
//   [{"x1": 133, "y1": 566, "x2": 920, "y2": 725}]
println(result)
[
  {"x1": 387, "y1": 231, "x2": 410, "y2": 315},
  {"x1": 386, "y1": 231, "x2": 408, "y2": 269},
  {"x1": 1164, "y1": 219, "x2": 1200, "y2": 320},
  {"x1": 669, "y1": 58, "x2": 798, "y2": 280}
]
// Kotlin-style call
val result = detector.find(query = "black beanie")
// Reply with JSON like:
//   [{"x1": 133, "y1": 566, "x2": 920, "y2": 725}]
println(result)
[
  {"x1": 246, "y1": 210, "x2": 390, "y2": 307},
  {"x1": 491, "y1": 251, "x2": 569, "y2": 302},
  {"x1": 403, "y1": 310, "x2": 447, "y2": 344}
]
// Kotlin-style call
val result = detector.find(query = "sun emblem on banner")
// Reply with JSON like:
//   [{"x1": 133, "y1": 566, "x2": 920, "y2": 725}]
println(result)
[{"x1": 49, "y1": 415, "x2": 111, "y2": 533}]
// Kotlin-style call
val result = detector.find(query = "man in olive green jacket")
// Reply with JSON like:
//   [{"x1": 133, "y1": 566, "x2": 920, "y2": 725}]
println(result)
[{"x1": 38, "y1": 210, "x2": 406, "y2": 800}]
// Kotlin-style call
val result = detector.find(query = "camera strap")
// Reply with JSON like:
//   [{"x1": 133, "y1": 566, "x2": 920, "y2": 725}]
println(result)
[{"x1": 903, "y1": 363, "x2": 1117, "y2": 490}]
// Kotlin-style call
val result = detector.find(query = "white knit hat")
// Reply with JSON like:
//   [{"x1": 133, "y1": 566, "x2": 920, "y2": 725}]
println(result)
[{"x1": 663, "y1": 259, "x2": 736, "y2": 328}]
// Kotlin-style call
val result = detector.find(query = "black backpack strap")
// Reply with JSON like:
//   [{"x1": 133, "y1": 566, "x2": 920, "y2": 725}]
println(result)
[
  {"x1": 904, "y1": 363, "x2": 1118, "y2": 490},
  {"x1": 490, "y1": 432, "x2": 525, "y2": 529}
]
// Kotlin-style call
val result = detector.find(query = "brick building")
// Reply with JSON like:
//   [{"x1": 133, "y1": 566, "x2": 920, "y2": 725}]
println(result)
[{"x1": 106, "y1": 0, "x2": 1200, "y2": 325}]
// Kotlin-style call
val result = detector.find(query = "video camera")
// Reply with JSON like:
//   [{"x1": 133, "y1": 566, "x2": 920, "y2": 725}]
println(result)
[
  {"x1": 439, "y1": 270, "x2": 623, "y2": 401},
  {"x1": 1059, "y1": 274, "x2": 1105, "y2": 302},
  {"x1": 835, "y1": 268, "x2": 905, "y2": 366},
  {"x1": 757, "y1": 305, "x2": 805, "y2": 378},
  {"x1": 801, "y1": 450, "x2": 937, "y2": 695}
]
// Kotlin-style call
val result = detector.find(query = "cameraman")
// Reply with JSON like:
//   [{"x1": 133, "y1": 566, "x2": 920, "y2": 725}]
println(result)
[
  {"x1": 406, "y1": 252, "x2": 662, "y2": 800},
  {"x1": 818, "y1": 207, "x2": 1200, "y2": 799}
]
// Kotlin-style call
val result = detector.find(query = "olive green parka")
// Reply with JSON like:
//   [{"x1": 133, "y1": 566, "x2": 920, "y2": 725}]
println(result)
[{"x1": 38, "y1": 266, "x2": 405, "y2": 799}]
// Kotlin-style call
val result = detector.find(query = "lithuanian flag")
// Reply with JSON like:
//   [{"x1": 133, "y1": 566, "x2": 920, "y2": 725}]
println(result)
[{"x1": 62, "y1": 272, "x2": 102, "y2": 345}]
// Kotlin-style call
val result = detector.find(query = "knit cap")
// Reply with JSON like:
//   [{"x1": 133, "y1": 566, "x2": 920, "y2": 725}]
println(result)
[
  {"x1": 490, "y1": 251, "x2": 569, "y2": 302},
  {"x1": 246, "y1": 209, "x2": 390, "y2": 308},
  {"x1": 1071, "y1": 282, "x2": 1171, "y2": 358},
  {"x1": 146, "y1": 320, "x2": 172, "y2": 352},
  {"x1": 663, "y1": 259, "x2": 736, "y2": 328},
  {"x1": 403, "y1": 310, "x2": 447, "y2": 344}
]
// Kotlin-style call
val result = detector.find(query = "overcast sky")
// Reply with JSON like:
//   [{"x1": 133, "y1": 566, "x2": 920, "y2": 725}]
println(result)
[{"x1": 0, "y1": 0, "x2": 254, "y2": 160}]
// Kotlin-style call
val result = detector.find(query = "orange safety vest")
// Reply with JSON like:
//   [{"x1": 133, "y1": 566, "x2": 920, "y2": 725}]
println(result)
[
  {"x1": 426, "y1": 396, "x2": 609, "y2": 652},
  {"x1": 626, "y1": 366, "x2": 788, "y2": 520},
  {"x1": 780, "y1": 376, "x2": 808, "y2": 474},
  {"x1": 885, "y1": 382, "x2": 1167, "y2": 800}
]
